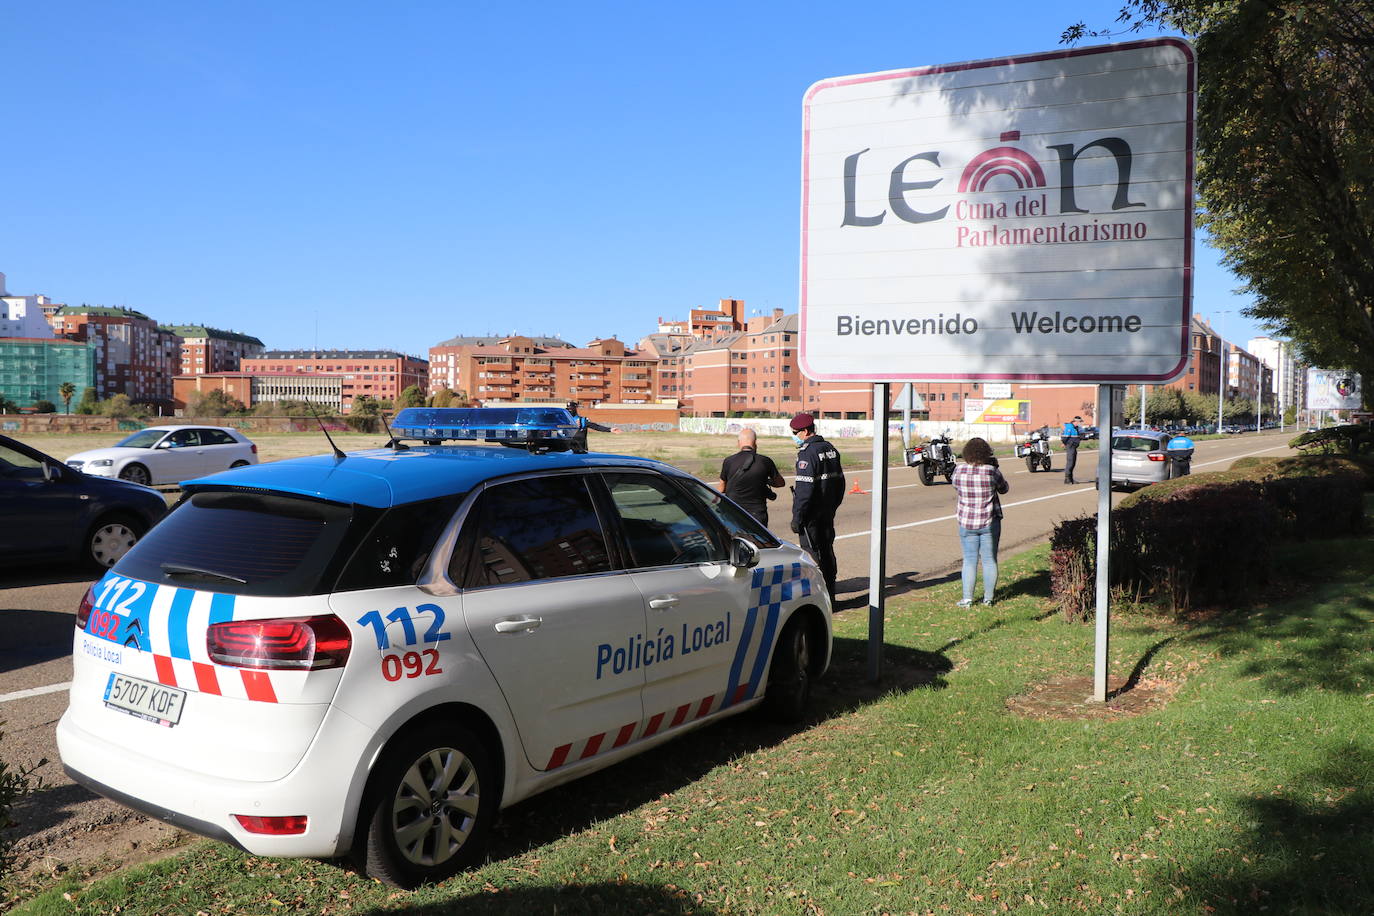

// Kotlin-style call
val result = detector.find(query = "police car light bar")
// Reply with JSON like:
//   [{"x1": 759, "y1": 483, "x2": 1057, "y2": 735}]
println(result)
[{"x1": 391, "y1": 407, "x2": 580, "y2": 446}]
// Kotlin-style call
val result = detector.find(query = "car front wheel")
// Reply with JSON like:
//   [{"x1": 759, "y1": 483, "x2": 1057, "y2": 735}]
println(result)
[
  {"x1": 764, "y1": 618, "x2": 813, "y2": 723},
  {"x1": 118, "y1": 463, "x2": 151, "y2": 487},
  {"x1": 85, "y1": 515, "x2": 144, "y2": 570},
  {"x1": 361, "y1": 723, "x2": 497, "y2": 889}
]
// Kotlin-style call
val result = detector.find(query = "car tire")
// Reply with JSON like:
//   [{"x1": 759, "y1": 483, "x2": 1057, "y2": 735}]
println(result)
[
  {"x1": 230, "y1": 460, "x2": 250, "y2": 469},
  {"x1": 84, "y1": 514, "x2": 144, "y2": 570},
  {"x1": 918, "y1": 462, "x2": 935, "y2": 486},
  {"x1": 764, "y1": 618, "x2": 812, "y2": 724},
  {"x1": 118, "y1": 463, "x2": 152, "y2": 487},
  {"x1": 360, "y1": 723, "x2": 497, "y2": 889}
]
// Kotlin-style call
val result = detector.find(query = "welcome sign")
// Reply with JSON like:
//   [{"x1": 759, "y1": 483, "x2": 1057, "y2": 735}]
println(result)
[{"x1": 800, "y1": 39, "x2": 1195, "y2": 382}]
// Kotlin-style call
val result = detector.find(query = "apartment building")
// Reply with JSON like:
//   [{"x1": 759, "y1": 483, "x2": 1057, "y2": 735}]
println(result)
[
  {"x1": 0, "y1": 337, "x2": 95, "y2": 408},
  {"x1": 242, "y1": 350, "x2": 428, "y2": 412},
  {"x1": 1, "y1": 272, "x2": 63, "y2": 339},
  {"x1": 428, "y1": 335, "x2": 573, "y2": 397},
  {"x1": 49, "y1": 305, "x2": 182, "y2": 405},
  {"x1": 428, "y1": 335, "x2": 656, "y2": 407},
  {"x1": 164, "y1": 324, "x2": 265, "y2": 376}
]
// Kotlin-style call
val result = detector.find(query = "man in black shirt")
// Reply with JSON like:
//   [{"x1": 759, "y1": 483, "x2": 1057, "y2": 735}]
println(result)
[{"x1": 717, "y1": 428, "x2": 784, "y2": 527}]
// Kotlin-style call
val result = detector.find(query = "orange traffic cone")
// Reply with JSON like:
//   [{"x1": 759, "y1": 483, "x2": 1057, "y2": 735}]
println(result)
[{"x1": 850, "y1": 479, "x2": 868, "y2": 495}]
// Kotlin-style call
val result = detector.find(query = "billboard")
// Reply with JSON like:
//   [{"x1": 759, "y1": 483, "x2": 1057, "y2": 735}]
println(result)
[
  {"x1": 1306, "y1": 369, "x2": 1363, "y2": 410},
  {"x1": 964, "y1": 398, "x2": 1031, "y2": 424},
  {"x1": 801, "y1": 39, "x2": 1195, "y2": 383}
]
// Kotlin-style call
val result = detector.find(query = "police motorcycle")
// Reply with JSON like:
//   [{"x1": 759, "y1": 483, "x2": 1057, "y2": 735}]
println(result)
[
  {"x1": 1016, "y1": 425, "x2": 1054, "y2": 472},
  {"x1": 906, "y1": 429, "x2": 956, "y2": 486}
]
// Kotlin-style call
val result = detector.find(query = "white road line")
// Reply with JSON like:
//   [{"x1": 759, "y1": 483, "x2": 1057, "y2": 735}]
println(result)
[
  {"x1": 835, "y1": 443, "x2": 1291, "y2": 541},
  {"x1": 0, "y1": 682, "x2": 71, "y2": 704}
]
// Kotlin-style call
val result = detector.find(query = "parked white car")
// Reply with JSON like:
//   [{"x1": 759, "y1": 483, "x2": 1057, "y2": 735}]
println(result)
[{"x1": 66, "y1": 425, "x2": 259, "y2": 486}]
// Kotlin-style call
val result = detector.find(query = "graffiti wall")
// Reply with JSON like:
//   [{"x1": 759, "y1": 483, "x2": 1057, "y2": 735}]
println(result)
[{"x1": 679, "y1": 416, "x2": 1021, "y2": 443}]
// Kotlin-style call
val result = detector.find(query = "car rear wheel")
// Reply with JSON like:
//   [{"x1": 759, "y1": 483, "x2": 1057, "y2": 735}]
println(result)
[
  {"x1": 230, "y1": 460, "x2": 249, "y2": 469},
  {"x1": 118, "y1": 463, "x2": 151, "y2": 487},
  {"x1": 85, "y1": 515, "x2": 144, "y2": 570},
  {"x1": 764, "y1": 618, "x2": 813, "y2": 723},
  {"x1": 361, "y1": 724, "x2": 496, "y2": 889}
]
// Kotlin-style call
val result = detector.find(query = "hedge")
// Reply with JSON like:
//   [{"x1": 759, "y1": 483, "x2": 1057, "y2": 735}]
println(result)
[{"x1": 1050, "y1": 455, "x2": 1368, "y2": 618}]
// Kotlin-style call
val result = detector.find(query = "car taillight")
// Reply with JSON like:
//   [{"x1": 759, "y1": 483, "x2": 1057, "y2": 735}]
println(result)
[
  {"x1": 207, "y1": 615, "x2": 352, "y2": 670},
  {"x1": 250, "y1": 444, "x2": 258, "y2": 454},
  {"x1": 75, "y1": 585, "x2": 96, "y2": 630},
  {"x1": 1147, "y1": 453, "x2": 1166, "y2": 462},
  {"x1": 234, "y1": 814, "x2": 307, "y2": 835}
]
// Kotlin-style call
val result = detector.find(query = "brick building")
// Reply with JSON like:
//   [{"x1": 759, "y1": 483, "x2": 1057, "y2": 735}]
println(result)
[
  {"x1": 172, "y1": 371, "x2": 344, "y2": 414},
  {"x1": 427, "y1": 335, "x2": 573, "y2": 397},
  {"x1": 427, "y1": 335, "x2": 656, "y2": 407},
  {"x1": 163, "y1": 325, "x2": 265, "y2": 376},
  {"x1": 242, "y1": 350, "x2": 428, "y2": 413},
  {"x1": 49, "y1": 305, "x2": 182, "y2": 406}
]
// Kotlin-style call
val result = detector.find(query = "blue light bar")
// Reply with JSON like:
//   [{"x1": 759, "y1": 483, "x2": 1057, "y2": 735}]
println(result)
[{"x1": 392, "y1": 407, "x2": 580, "y2": 445}]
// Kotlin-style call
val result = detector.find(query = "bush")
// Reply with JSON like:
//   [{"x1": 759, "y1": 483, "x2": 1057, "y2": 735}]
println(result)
[
  {"x1": 0, "y1": 723, "x2": 43, "y2": 882},
  {"x1": 31, "y1": 400, "x2": 57, "y2": 414},
  {"x1": 1053, "y1": 453, "x2": 1373, "y2": 617}
]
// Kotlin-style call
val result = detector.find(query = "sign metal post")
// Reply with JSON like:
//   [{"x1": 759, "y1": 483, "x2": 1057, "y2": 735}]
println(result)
[{"x1": 868, "y1": 384, "x2": 889, "y2": 682}]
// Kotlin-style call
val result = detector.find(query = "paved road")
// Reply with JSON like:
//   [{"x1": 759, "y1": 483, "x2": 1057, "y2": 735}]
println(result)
[{"x1": 0, "y1": 430, "x2": 1296, "y2": 873}]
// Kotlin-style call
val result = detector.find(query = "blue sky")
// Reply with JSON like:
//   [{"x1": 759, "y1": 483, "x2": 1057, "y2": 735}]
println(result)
[{"x1": 3, "y1": 0, "x2": 1267, "y2": 359}]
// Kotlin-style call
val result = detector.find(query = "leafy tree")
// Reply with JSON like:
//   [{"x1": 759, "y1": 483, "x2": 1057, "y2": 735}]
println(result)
[
  {"x1": 32, "y1": 400, "x2": 57, "y2": 414},
  {"x1": 58, "y1": 381, "x2": 76, "y2": 414},
  {"x1": 429, "y1": 388, "x2": 456, "y2": 408},
  {"x1": 1182, "y1": 389, "x2": 1215, "y2": 423},
  {"x1": 0, "y1": 396, "x2": 16, "y2": 414},
  {"x1": 187, "y1": 388, "x2": 246, "y2": 417},
  {"x1": 1283, "y1": 403, "x2": 1297, "y2": 425},
  {"x1": 396, "y1": 385, "x2": 425, "y2": 409},
  {"x1": 1065, "y1": 2, "x2": 1374, "y2": 394},
  {"x1": 99, "y1": 394, "x2": 136, "y2": 418},
  {"x1": 75, "y1": 387, "x2": 99, "y2": 415}
]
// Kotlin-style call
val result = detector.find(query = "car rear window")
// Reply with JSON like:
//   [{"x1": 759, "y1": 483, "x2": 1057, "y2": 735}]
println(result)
[
  {"x1": 115, "y1": 490, "x2": 374, "y2": 597},
  {"x1": 1112, "y1": 436, "x2": 1161, "y2": 452}
]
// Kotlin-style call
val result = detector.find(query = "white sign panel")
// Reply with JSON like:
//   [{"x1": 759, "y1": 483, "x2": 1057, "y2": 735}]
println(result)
[
  {"x1": 801, "y1": 39, "x2": 1195, "y2": 383},
  {"x1": 1306, "y1": 369, "x2": 1363, "y2": 411}
]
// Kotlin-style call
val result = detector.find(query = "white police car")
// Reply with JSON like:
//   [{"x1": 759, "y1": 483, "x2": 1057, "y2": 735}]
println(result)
[{"x1": 57, "y1": 407, "x2": 832, "y2": 888}]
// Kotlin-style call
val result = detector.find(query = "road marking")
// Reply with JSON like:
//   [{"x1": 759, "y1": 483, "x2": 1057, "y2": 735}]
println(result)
[
  {"x1": 0, "y1": 682, "x2": 71, "y2": 704},
  {"x1": 835, "y1": 443, "x2": 1291, "y2": 541}
]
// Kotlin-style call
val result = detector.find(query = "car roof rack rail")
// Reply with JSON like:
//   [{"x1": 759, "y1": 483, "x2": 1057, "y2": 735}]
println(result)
[{"x1": 389, "y1": 407, "x2": 582, "y2": 452}]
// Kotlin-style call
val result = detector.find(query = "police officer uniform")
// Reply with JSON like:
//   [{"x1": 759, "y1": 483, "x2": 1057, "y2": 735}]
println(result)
[
  {"x1": 789, "y1": 412, "x2": 845, "y2": 600},
  {"x1": 1061, "y1": 416, "x2": 1083, "y2": 484}
]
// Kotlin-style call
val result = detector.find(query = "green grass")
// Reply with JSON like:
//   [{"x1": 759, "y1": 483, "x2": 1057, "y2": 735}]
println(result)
[{"x1": 12, "y1": 508, "x2": 1374, "y2": 915}]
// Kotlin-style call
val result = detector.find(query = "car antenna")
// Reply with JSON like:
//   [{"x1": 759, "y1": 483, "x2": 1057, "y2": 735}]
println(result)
[
  {"x1": 381, "y1": 411, "x2": 408, "y2": 450},
  {"x1": 307, "y1": 404, "x2": 347, "y2": 461}
]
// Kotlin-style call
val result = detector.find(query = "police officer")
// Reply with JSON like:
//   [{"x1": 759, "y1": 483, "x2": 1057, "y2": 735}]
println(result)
[
  {"x1": 567, "y1": 401, "x2": 616, "y2": 453},
  {"x1": 1061, "y1": 415, "x2": 1083, "y2": 484},
  {"x1": 1166, "y1": 433, "x2": 1195, "y2": 477},
  {"x1": 789, "y1": 412, "x2": 845, "y2": 600}
]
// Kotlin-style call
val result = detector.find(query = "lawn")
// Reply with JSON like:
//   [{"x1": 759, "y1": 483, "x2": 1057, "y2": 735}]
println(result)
[{"x1": 11, "y1": 497, "x2": 1372, "y2": 915}]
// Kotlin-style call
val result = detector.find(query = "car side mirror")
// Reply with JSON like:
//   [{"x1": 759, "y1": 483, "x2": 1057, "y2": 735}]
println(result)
[
  {"x1": 157, "y1": 440, "x2": 174, "y2": 449},
  {"x1": 729, "y1": 536, "x2": 760, "y2": 569}
]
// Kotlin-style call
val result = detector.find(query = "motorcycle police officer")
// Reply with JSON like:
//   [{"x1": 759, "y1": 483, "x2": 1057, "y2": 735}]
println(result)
[
  {"x1": 789, "y1": 412, "x2": 845, "y2": 600},
  {"x1": 1061, "y1": 415, "x2": 1083, "y2": 484}
]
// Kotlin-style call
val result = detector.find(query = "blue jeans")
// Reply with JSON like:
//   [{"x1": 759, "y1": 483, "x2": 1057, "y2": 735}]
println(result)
[{"x1": 958, "y1": 518, "x2": 1001, "y2": 602}]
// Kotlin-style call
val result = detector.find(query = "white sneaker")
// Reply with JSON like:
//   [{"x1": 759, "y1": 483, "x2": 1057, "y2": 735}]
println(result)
[{"x1": 956, "y1": 598, "x2": 974, "y2": 608}]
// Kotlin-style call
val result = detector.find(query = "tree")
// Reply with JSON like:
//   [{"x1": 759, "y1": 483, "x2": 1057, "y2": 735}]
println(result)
[
  {"x1": 396, "y1": 385, "x2": 425, "y2": 409},
  {"x1": 58, "y1": 381, "x2": 76, "y2": 414},
  {"x1": 429, "y1": 388, "x2": 455, "y2": 408},
  {"x1": 0, "y1": 396, "x2": 16, "y2": 414},
  {"x1": 1066, "y1": 2, "x2": 1374, "y2": 393},
  {"x1": 187, "y1": 388, "x2": 246, "y2": 417},
  {"x1": 32, "y1": 400, "x2": 57, "y2": 414},
  {"x1": 99, "y1": 394, "x2": 135, "y2": 418},
  {"x1": 75, "y1": 387, "x2": 99, "y2": 415}
]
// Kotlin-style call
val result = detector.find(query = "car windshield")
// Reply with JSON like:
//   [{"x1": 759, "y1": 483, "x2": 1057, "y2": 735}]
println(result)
[{"x1": 114, "y1": 429, "x2": 166, "y2": 449}]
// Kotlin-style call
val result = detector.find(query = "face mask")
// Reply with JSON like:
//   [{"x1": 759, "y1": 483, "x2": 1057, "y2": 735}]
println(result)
[{"x1": 792, "y1": 434, "x2": 805, "y2": 447}]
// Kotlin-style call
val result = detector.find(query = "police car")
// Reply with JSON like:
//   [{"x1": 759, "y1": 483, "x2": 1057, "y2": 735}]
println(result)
[{"x1": 57, "y1": 407, "x2": 832, "y2": 888}]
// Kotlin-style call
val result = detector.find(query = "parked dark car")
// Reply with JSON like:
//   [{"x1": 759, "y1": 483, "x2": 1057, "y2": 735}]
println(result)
[{"x1": 0, "y1": 433, "x2": 168, "y2": 571}]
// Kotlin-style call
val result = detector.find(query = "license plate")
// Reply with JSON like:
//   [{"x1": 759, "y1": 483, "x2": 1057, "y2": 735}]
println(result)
[{"x1": 103, "y1": 673, "x2": 187, "y2": 727}]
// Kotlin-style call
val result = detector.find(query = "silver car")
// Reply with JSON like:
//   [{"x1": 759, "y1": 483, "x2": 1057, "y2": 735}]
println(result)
[{"x1": 1108, "y1": 429, "x2": 1174, "y2": 489}]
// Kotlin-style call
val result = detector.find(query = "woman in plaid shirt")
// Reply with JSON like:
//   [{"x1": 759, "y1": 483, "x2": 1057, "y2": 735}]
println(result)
[{"x1": 950, "y1": 437, "x2": 1009, "y2": 607}]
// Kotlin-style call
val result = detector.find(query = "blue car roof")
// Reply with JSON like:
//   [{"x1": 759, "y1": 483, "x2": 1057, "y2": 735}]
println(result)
[{"x1": 181, "y1": 446, "x2": 667, "y2": 508}]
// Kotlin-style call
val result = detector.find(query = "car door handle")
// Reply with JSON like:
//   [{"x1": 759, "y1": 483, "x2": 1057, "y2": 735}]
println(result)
[
  {"x1": 494, "y1": 616, "x2": 542, "y2": 633},
  {"x1": 648, "y1": 595, "x2": 680, "y2": 610}
]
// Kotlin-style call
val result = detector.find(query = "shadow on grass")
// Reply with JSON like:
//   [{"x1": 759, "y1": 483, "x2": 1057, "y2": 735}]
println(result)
[
  {"x1": 1181, "y1": 533, "x2": 1374, "y2": 696},
  {"x1": 832, "y1": 570, "x2": 959, "y2": 612},
  {"x1": 476, "y1": 636, "x2": 949, "y2": 868},
  {"x1": 1162, "y1": 747, "x2": 1374, "y2": 914},
  {"x1": 361, "y1": 882, "x2": 720, "y2": 915}
]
